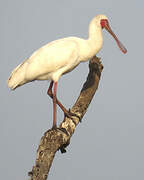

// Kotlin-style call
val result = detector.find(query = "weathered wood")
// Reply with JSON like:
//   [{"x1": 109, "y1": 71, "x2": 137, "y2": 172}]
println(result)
[{"x1": 28, "y1": 56, "x2": 103, "y2": 180}]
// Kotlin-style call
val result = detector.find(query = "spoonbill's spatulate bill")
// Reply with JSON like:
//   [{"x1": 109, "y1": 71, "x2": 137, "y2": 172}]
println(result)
[{"x1": 8, "y1": 14, "x2": 127, "y2": 128}]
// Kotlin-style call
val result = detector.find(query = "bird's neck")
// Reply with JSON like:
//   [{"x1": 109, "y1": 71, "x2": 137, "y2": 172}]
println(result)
[{"x1": 87, "y1": 18, "x2": 103, "y2": 54}]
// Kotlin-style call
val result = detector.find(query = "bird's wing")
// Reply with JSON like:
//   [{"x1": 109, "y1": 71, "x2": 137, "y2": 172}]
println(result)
[{"x1": 25, "y1": 38, "x2": 79, "y2": 81}]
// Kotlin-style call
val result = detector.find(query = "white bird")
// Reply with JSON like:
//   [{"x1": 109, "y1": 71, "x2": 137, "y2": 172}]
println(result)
[{"x1": 8, "y1": 14, "x2": 127, "y2": 128}]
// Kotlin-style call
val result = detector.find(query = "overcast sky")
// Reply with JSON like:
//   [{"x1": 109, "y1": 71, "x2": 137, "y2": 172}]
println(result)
[{"x1": 1, "y1": 0, "x2": 144, "y2": 180}]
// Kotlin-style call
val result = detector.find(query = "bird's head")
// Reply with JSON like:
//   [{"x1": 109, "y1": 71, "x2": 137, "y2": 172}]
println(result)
[{"x1": 95, "y1": 15, "x2": 127, "y2": 54}]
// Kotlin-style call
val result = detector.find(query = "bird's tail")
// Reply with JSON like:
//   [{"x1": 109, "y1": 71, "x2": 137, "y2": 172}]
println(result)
[{"x1": 7, "y1": 60, "x2": 28, "y2": 90}]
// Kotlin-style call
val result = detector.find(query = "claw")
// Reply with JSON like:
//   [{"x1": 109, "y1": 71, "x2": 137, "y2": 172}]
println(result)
[
  {"x1": 57, "y1": 127, "x2": 69, "y2": 136},
  {"x1": 68, "y1": 109, "x2": 81, "y2": 122},
  {"x1": 51, "y1": 126, "x2": 69, "y2": 136},
  {"x1": 51, "y1": 126, "x2": 69, "y2": 153},
  {"x1": 63, "y1": 109, "x2": 81, "y2": 125}
]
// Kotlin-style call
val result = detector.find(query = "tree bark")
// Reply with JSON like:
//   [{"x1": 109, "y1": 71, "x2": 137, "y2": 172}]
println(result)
[{"x1": 28, "y1": 56, "x2": 103, "y2": 180}]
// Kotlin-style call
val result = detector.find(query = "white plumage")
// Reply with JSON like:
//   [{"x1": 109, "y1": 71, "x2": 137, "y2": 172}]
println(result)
[{"x1": 7, "y1": 15, "x2": 104, "y2": 89}]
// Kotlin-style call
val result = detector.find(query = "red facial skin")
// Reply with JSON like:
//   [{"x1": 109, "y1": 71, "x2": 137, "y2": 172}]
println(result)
[{"x1": 100, "y1": 19, "x2": 108, "y2": 29}]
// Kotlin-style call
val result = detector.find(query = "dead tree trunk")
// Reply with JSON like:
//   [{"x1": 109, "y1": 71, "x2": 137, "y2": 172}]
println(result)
[{"x1": 28, "y1": 56, "x2": 103, "y2": 180}]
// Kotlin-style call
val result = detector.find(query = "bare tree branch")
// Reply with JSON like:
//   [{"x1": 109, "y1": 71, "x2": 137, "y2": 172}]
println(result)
[{"x1": 28, "y1": 56, "x2": 103, "y2": 180}]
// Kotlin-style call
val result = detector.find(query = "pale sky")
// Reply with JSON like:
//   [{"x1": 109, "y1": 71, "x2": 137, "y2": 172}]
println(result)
[{"x1": 1, "y1": 0, "x2": 144, "y2": 180}]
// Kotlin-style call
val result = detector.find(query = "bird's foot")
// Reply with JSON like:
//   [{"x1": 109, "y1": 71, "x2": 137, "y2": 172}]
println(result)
[
  {"x1": 59, "y1": 140, "x2": 70, "y2": 153},
  {"x1": 51, "y1": 126, "x2": 69, "y2": 153},
  {"x1": 64, "y1": 109, "x2": 81, "y2": 124},
  {"x1": 51, "y1": 126, "x2": 69, "y2": 136}
]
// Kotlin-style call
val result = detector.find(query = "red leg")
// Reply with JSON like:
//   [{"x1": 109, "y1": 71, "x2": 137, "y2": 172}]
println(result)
[
  {"x1": 47, "y1": 81, "x2": 54, "y2": 97},
  {"x1": 47, "y1": 81, "x2": 72, "y2": 118},
  {"x1": 53, "y1": 82, "x2": 57, "y2": 128},
  {"x1": 47, "y1": 81, "x2": 80, "y2": 124}
]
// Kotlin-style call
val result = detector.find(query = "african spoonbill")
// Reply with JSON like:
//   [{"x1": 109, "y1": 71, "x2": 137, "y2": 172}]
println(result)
[{"x1": 8, "y1": 14, "x2": 127, "y2": 128}]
